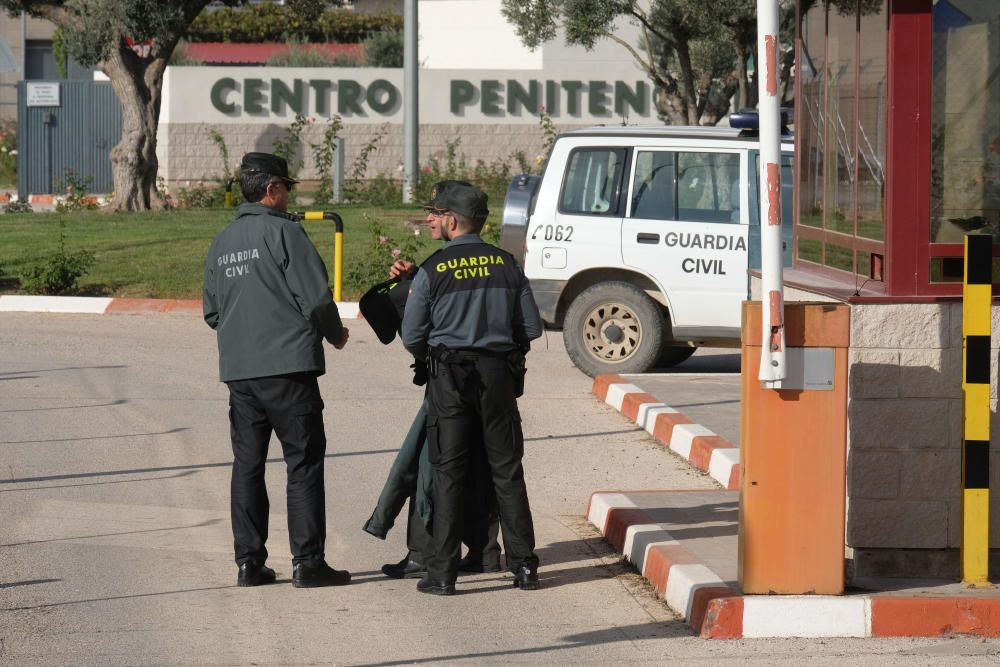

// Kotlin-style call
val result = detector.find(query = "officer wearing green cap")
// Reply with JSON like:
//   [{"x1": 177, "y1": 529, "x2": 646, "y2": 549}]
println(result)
[
  {"x1": 203, "y1": 151, "x2": 351, "y2": 589},
  {"x1": 402, "y1": 183, "x2": 543, "y2": 595},
  {"x1": 364, "y1": 180, "x2": 502, "y2": 581}
]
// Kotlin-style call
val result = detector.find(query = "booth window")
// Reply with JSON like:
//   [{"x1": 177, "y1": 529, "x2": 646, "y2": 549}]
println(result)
[
  {"x1": 795, "y1": 0, "x2": 887, "y2": 286},
  {"x1": 928, "y1": 1, "x2": 1000, "y2": 283}
]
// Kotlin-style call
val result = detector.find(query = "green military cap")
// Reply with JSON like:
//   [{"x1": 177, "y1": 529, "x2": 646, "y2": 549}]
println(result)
[
  {"x1": 240, "y1": 152, "x2": 299, "y2": 184},
  {"x1": 423, "y1": 180, "x2": 473, "y2": 211},
  {"x1": 433, "y1": 183, "x2": 489, "y2": 222}
]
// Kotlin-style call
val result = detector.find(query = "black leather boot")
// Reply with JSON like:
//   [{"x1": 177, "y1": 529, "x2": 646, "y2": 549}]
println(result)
[
  {"x1": 513, "y1": 564, "x2": 539, "y2": 590},
  {"x1": 292, "y1": 560, "x2": 351, "y2": 588},
  {"x1": 237, "y1": 561, "x2": 277, "y2": 587},
  {"x1": 382, "y1": 553, "x2": 427, "y2": 579},
  {"x1": 416, "y1": 574, "x2": 456, "y2": 596}
]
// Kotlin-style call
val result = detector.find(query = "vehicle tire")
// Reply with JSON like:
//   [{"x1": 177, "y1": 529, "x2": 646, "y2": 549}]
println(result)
[
  {"x1": 563, "y1": 281, "x2": 664, "y2": 377},
  {"x1": 657, "y1": 344, "x2": 697, "y2": 368}
]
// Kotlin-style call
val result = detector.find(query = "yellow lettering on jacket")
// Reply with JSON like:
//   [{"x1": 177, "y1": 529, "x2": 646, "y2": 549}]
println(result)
[{"x1": 453, "y1": 266, "x2": 491, "y2": 280}]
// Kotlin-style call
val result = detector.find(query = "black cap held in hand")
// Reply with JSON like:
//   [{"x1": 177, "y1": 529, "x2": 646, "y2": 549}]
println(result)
[
  {"x1": 433, "y1": 184, "x2": 489, "y2": 222},
  {"x1": 359, "y1": 278, "x2": 411, "y2": 345},
  {"x1": 240, "y1": 152, "x2": 299, "y2": 184}
]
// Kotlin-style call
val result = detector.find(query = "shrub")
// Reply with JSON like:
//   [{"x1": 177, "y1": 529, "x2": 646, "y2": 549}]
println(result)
[
  {"x1": 186, "y1": 6, "x2": 402, "y2": 44},
  {"x1": 19, "y1": 220, "x2": 95, "y2": 295},
  {"x1": 3, "y1": 198, "x2": 32, "y2": 214},
  {"x1": 344, "y1": 214, "x2": 432, "y2": 296},
  {"x1": 364, "y1": 30, "x2": 403, "y2": 68},
  {"x1": 311, "y1": 114, "x2": 344, "y2": 206},
  {"x1": 0, "y1": 120, "x2": 16, "y2": 187},
  {"x1": 55, "y1": 170, "x2": 100, "y2": 213}
]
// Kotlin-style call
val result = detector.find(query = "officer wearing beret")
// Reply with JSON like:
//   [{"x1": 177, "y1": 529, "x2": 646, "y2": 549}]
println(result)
[
  {"x1": 203, "y1": 152, "x2": 351, "y2": 588},
  {"x1": 402, "y1": 184, "x2": 543, "y2": 595},
  {"x1": 364, "y1": 181, "x2": 502, "y2": 580}
]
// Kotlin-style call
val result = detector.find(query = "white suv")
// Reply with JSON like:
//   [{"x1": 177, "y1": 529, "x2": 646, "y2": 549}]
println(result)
[{"x1": 501, "y1": 123, "x2": 794, "y2": 376}]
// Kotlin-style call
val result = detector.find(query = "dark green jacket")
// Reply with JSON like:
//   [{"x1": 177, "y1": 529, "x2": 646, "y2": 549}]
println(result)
[
  {"x1": 203, "y1": 202, "x2": 343, "y2": 382},
  {"x1": 364, "y1": 399, "x2": 433, "y2": 539}
]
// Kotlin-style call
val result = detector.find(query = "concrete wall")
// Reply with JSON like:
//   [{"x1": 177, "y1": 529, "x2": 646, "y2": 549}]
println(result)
[
  {"x1": 158, "y1": 120, "x2": 568, "y2": 190},
  {"x1": 847, "y1": 302, "x2": 1000, "y2": 577}
]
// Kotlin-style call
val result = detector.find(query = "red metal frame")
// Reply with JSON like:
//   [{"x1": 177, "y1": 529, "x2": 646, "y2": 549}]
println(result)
[
  {"x1": 885, "y1": 0, "x2": 937, "y2": 296},
  {"x1": 793, "y1": 0, "x2": 975, "y2": 300}
]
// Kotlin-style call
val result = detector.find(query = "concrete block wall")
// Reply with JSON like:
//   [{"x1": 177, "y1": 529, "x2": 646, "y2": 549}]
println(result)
[
  {"x1": 847, "y1": 302, "x2": 1000, "y2": 577},
  {"x1": 159, "y1": 122, "x2": 566, "y2": 191}
]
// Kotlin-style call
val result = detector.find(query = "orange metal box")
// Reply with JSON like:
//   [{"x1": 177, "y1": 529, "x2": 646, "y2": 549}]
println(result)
[{"x1": 739, "y1": 301, "x2": 850, "y2": 595}]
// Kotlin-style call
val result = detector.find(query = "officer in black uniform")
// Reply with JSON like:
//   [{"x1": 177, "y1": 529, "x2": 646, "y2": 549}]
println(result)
[
  {"x1": 363, "y1": 181, "x2": 502, "y2": 580},
  {"x1": 203, "y1": 152, "x2": 351, "y2": 588},
  {"x1": 401, "y1": 184, "x2": 543, "y2": 595}
]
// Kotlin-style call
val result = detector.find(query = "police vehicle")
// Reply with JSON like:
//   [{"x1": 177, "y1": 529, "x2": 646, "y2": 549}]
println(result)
[{"x1": 501, "y1": 113, "x2": 794, "y2": 376}]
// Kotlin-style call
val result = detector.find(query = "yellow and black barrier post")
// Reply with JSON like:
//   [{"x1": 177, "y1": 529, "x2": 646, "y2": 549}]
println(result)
[
  {"x1": 962, "y1": 233, "x2": 992, "y2": 587},
  {"x1": 224, "y1": 179, "x2": 234, "y2": 209},
  {"x1": 301, "y1": 211, "x2": 345, "y2": 302}
]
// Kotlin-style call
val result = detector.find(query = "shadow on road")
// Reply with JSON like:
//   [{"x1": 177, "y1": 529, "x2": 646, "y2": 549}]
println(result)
[
  {"x1": 2, "y1": 448, "x2": 401, "y2": 485},
  {"x1": 0, "y1": 399, "x2": 129, "y2": 413},
  {"x1": 0, "y1": 578, "x2": 60, "y2": 590}
]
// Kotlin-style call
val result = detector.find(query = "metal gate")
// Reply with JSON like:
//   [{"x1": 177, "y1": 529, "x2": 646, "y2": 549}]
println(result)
[{"x1": 17, "y1": 80, "x2": 122, "y2": 196}]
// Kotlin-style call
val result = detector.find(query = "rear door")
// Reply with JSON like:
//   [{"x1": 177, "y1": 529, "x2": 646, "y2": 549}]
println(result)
[
  {"x1": 526, "y1": 145, "x2": 627, "y2": 279},
  {"x1": 621, "y1": 147, "x2": 748, "y2": 338}
]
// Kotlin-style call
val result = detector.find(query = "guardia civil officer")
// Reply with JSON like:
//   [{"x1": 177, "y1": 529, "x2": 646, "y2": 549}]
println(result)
[
  {"x1": 401, "y1": 184, "x2": 543, "y2": 595},
  {"x1": 203, "y1": 152, "x2": 351, "y2": 588},
  {"x1": 364, "y1": 181, "x2": 501, "y2": 580}
]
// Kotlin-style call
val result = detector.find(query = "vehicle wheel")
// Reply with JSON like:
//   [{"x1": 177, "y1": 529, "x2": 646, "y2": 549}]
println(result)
[
  {"x1": 563, "y1": 281, "x2": 664, "y2": 376},
  {"x1": 657, "y1": 344, "x2": 697, "y2": 368}
]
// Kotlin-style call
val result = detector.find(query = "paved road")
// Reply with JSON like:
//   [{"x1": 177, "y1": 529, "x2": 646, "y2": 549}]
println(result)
[
  {"x1": 1, "y1": 314, "x2": 997, "y2": 664},
  {"x1": 628, "y1": 347, "x2": 742, "y2": 445}
]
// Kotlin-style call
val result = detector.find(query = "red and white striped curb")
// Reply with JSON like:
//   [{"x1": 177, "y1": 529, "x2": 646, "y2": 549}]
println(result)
[
  {"x1": 0, "y1": 295, "x2": 361, "y2": 318},
  {"x1": 587, "y1": 491, "x2": 1000, "y2": 638},
  {"x1": 592, "y1": 374, "x2": 740, "y2": 490}
]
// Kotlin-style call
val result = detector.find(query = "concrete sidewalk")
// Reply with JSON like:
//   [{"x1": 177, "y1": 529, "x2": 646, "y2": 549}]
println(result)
[{"x1": 588, "y1": 362, "x2": 1000, "y2": 639}]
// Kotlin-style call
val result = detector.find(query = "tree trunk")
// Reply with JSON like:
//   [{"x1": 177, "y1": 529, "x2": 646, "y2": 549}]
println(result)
[
  {"x1": 736, "y1": 44, "x2": 750, "y2": 111},
  {"x1": 674, "y1": 41, "x2": 701, "y2": 125},
  {"x1": 101, "y1": 45, "x2": 168, "y2": 212}
]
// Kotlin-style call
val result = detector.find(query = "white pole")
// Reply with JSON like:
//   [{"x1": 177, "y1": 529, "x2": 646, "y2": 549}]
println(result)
[
  {"x1": 756, "y1": 0, "x2": 786, "y2": 384},
  {"x1": 402, "y1": 0, "x2": 418, "y2": 204}
]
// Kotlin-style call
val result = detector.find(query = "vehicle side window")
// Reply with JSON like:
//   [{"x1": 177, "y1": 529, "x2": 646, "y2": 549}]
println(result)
[
  {"x1": 631, "y1": 151, "x2": 740, "y2": 223},
  {"x1": 559, "y1": 148, "x2": 625, "y2": 216},
  {"x1": 631, "y1": 151, "x2": 676, "y2": 220}
]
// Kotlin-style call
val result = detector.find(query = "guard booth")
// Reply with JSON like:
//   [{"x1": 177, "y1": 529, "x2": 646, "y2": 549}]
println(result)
[
  {"x1": 17, "y1": 79, "x2": 122, "y2": 197},
  {"x1": 740, "y1": 0, "x2": 1000, "y2": 586}
]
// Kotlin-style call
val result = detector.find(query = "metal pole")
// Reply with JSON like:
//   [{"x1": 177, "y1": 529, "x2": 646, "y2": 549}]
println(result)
[
  {"x1": 756, "y1": 0, "x2": 786, "y2": 384},
  {"x1": 402, "y1": 0, "x2": 418, "y2": 204},
  {"x1": 961, "y1": 233, "x2": 992, "y2": 587}
]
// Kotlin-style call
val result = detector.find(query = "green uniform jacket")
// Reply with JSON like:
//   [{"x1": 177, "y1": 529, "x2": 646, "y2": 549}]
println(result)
[
  {"x1": 363, "y1": 399, "x2": 433, "y2": 539},
  {"x1": 203, "y1": 202, "x2": 344, "y2": 382}
]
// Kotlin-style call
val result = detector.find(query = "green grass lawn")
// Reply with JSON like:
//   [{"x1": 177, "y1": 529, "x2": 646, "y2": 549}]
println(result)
[{"x1": 0, "y1": 205, "x2": 439, "y2": 300}]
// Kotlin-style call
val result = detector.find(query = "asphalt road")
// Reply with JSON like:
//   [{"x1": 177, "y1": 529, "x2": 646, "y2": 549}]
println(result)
[{"x1": 1, "y1": 314, "x2": 997, "y2": 665}]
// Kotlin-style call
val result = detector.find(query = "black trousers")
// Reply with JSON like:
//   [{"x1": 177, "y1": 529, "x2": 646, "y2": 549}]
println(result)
[
  {"x1": 405, "y1": 458, "x2": 501, "y2": 564},
  {"x1": 425, "y1": 353, "x2": 537, "y2": 582},
  {"x1": 227, "y1": 373, "x2": 327, "y2": 566}
]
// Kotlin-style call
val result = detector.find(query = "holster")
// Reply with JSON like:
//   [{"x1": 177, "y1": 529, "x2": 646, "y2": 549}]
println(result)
[{"x1": 507, "y1": 349, "x2": 527, "y2": 398}]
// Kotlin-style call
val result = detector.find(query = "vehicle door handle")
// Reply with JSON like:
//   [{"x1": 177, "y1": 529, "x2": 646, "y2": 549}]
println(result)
[{"x1": 637, "y1": 233, "x2": 659, "y2": 244}]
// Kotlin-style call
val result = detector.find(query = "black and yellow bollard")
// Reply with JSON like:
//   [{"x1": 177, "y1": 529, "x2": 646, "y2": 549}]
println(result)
[
  {"x1": 224, "y1": 179, "x2": 234, "y2": 209},
  {"x1": 961, "y1": 233, "x2": 992, "y2": 587},
  {"x1": 300, "y1": 211, "x2": 344, "y2": 302}
]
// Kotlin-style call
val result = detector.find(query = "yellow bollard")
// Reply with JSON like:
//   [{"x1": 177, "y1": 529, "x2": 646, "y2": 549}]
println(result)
[
  {"x1": 224, "y1": 179, "x2": 233, "y2": 209},
  {"x1": 301, "y1": 211, "x2": 344, "y2": 303},
  {"x1": 961, "y1": 233, "x2": 992, "y2": 587}
]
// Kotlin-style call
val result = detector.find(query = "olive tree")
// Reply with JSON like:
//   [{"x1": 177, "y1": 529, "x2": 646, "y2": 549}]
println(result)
[
  {"x1": 501, "y1": 0, "x2": 795, "y2": 125},
  {"x1": 0, "y1": 1, "x2": 245, "y2": 210}
]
